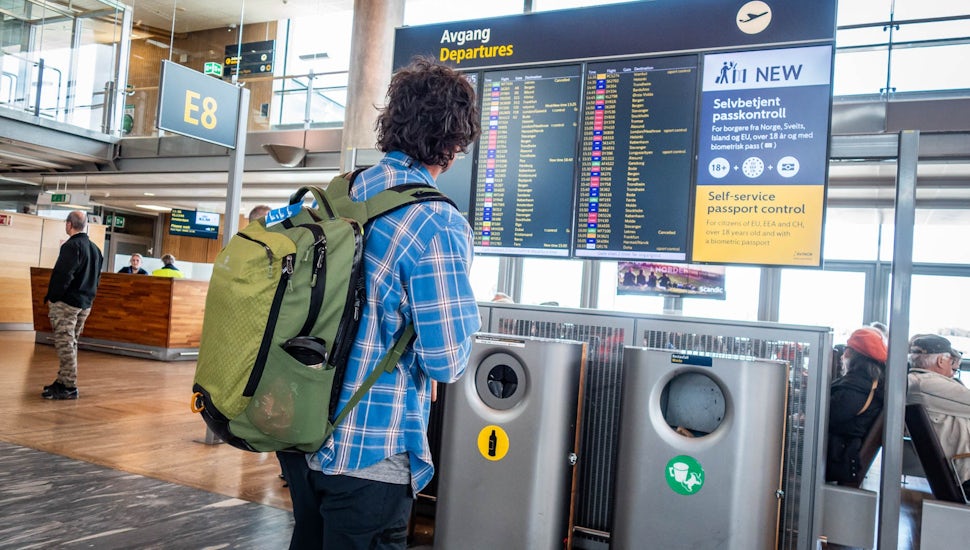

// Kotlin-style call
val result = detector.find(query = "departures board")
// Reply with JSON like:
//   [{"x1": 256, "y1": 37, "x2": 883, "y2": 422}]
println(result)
[
  {"x1": 394, "y1": 1, "x2": 837, "y2": 267},
  {"x1": 472, "y1": 66, "x2": 581, "y2": 256},
  {"x1": 574, "y1": 56, "x2": 698, "y2": 261}
]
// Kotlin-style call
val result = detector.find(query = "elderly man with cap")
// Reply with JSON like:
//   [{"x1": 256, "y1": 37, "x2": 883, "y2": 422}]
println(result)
[
  {"x1": 826, "y1": 327, "x2": 889, "y2": 484},
  {"x1": 907, "y1": 334, "x2": 970, "y2": 493}
]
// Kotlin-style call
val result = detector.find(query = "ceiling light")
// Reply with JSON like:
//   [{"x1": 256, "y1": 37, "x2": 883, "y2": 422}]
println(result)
[
  {"x1": 136, "y1": 204, "x2": 172, "y2": 212},
  {"x1": 146, "y1": 39, "x2": 170, "y2": 49},
  {"x1": 143, "y1": 192, "x2": 155, "y2": 196}
]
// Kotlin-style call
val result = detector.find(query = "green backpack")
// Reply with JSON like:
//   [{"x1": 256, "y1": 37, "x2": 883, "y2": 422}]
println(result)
[{"x1": 192, "y1": 170, "x2": 453, "y2": 452}]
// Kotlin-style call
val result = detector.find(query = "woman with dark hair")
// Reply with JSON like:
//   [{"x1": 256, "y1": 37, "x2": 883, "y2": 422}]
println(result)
[{"x1": 826, "y1": 327, "x2": 888, "y2": 484}]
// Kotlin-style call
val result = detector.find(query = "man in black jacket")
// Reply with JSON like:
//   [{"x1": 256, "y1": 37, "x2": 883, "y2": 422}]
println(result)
[{"x1": 42, "y1": 210, "x2": 103, "y2": 400}]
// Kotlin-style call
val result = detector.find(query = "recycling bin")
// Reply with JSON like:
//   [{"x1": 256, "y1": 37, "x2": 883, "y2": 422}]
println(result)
[
  {"x1": 434, "y1": 333, "x2": 586, "y2": 550},
  {"x1": 611, "y1": 347, "x2": 789, "y2": 550}
]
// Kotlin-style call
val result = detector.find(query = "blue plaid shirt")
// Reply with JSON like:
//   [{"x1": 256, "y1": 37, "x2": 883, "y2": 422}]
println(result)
[{"x1": 309, "y1": 151, "x2": 480, "y2": 493}]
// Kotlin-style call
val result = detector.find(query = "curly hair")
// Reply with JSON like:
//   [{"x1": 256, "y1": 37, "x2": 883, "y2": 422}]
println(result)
[{"x1": 376, "y1": 57, "x2": 481, "y2": 168}]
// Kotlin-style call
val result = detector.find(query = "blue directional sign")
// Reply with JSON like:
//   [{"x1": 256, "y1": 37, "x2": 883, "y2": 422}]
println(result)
[{"x1": 157, "y1": 60, "x2": 241, "y2": 148}]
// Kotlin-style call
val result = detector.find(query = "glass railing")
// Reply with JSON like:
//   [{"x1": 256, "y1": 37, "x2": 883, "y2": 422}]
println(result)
[{"x1": 122, "y1": 71, "x2": 349, "y2": 138}]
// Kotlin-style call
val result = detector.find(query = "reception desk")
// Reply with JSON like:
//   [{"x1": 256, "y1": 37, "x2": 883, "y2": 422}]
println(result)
[{"x1": 30, "y1": 268, "x2": 208, "y2": 361}]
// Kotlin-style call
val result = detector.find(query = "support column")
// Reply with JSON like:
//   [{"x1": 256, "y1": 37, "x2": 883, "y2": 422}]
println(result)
[{"x1": 340, "y1": 0, "x2": 405, "y2": 171}]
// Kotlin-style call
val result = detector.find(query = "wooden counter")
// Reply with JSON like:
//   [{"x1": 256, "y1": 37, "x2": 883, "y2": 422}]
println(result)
[{"x1": 30, "y1": 267, "x2": 207, "y2": 361}]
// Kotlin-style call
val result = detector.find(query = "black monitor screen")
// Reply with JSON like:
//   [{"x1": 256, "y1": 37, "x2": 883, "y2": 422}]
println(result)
[
  {"x1": 435, "y1": 150, "x2": 475, "y2": 219},
  {"x1": 471, "y1": 65, "x2": 581, "y2": 257},
  {"x1": 574, "y1": 55, "x2": 698, "y2": 261},
  {"x1": 169, "y1": 208, "x2": 220, "y2": 239}
]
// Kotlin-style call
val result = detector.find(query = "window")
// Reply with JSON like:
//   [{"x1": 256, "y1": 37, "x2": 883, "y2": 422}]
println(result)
[
  {"x1": 520, "y1": 257, "x2": 583, "y2": 307},
  {"x1": 469, "y1": 255, "x2": 501, "y2": 302},
  {"x1": 778, "y1": 269, "x2": 867, "y2": 344},
  {"x1": 681, "y1": 267, "x2": 761, "y2": 322}
]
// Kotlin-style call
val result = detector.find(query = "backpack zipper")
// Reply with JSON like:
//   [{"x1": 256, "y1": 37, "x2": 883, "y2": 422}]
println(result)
[
  {"x1": 296, "y1": 224, "x2": 327, "y2": 337},
  {"x1": 244, "y1": 254, "x2": 294, "y2": 397},
  {"x1": 327, "y1": 220, "x2": 365, "y2": 422},
  {"x1": 329, "y1": 219, "x2": 365, "y2": 367},
  {"x1": 237, "y1": 233, "x2": 276, "y2": 278}
]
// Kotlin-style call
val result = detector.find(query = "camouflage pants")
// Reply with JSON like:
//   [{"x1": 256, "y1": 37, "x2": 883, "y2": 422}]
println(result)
[{"x1": 47, "y1": 301, "x2": 91, "y2": 387}]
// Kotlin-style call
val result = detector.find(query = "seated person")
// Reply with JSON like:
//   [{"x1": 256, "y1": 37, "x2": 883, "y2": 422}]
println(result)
[
  {"x1": 152, "y1": 254, "x2": 184, "y2": 279},
  {"x1": 907, "y1": 334, "x2": 970, "y2": 495},
  {"x1": 117, "y1": 253, "x2": 148, "y2": 275},
  {"x1": 826, "y1": 327, "x2": 887, "y2": 484}
]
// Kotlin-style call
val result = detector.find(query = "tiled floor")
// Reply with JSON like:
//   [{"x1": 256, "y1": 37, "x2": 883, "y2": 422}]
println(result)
[{"x1": 0, "y1": 441, "x2": 293, "y2": 549}]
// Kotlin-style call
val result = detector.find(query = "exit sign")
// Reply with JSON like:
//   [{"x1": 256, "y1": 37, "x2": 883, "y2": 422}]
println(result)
[
  {"x1": 0, "y1": 213, "x2": 11, "y2": 226},
  {"x1": 50, "y1": 193, "x2": 71, "y2": 203},
  {"x1": 204, "y1": 62, "x2": 223, "y2": 77}
]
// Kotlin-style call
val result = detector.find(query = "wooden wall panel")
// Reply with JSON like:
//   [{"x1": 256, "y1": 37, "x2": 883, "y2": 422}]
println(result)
[
  {"x1": 168, "y1": 280, "x2": 209, "y2": 347},
  {"x1": 38, "y1": 219, "x2": 105, "y2": 268},
  {"x1": 0, "y1": 214, "x2": 44, "y2": 324},
  {"x1": 0, "y1": 214, "x2": 105, "y2": 325}
]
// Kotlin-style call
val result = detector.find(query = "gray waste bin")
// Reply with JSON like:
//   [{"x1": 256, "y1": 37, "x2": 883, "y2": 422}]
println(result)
[
  {"x1": 611, "y1": 347, "x2": 789, "y2": 550},
  {"x1": 434, "y1": 334, "x2": 586, "y2": 550}
]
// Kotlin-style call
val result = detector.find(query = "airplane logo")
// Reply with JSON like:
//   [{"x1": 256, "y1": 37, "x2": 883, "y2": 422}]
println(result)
[
  {"x1": 739, "y1": 11, "x2": 769, "y2": 24},
  {"x1": 736, "y1": 1, "x2": 772, "y2": 34}
]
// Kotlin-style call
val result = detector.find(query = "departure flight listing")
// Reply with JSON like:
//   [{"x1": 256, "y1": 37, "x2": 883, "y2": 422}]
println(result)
[
  {"x1": 574, "y1": 56, "x2": 698, "y2": 260},
  {"x1": 472, "y1": 65, "x2": 581, "y2": 256}
]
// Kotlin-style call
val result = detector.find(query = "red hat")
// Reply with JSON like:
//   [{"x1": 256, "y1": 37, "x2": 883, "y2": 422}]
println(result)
[{"x1": 847, "y1": 327, "x2": 888, "y2": 363}]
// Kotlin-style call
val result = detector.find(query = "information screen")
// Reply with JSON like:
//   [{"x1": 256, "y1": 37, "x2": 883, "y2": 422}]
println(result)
[
  {"x1": 435, "y1": 151, "x2": 475, "y2": 219},
  {"x1": 574, "y1": 56, "x2": 698, "y2": 261},
  {"x1": 169, "y1": 208, "x2": 220, "y2": 239},
  {"x1": 471, "y1": 65, "x2": 581, "y2": 256}
]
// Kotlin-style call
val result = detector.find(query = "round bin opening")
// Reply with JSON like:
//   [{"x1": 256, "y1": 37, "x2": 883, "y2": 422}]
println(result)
[
  {"x1": 659, "y1": 371, "x2": 725, "y2": 437},
  {"x1": 487, "y1": 364, "x2": 518, "y2": 398},
  {"x1": 475, "y1": 352, "x2": 527, "y2": 410}
]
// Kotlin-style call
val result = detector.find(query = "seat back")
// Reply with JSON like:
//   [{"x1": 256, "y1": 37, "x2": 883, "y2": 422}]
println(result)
[{"x1": 904, "y1": 403, "x2": 968, "y2": 503}]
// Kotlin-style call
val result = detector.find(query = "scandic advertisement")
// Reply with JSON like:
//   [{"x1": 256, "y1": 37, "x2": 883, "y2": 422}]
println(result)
[{"x1": 692, "y1": 45, "x2": 832, "y2": 266}]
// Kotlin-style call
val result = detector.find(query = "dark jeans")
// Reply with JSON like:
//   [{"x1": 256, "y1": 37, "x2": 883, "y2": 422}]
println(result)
[{"x1": 277, "y1": 451, "x2": 412, "y2": 550}]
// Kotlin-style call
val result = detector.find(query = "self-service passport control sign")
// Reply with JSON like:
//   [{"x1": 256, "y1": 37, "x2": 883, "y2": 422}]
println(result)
[{"x1": 692, "y1": 45, "x2": 832, "y2": 266}]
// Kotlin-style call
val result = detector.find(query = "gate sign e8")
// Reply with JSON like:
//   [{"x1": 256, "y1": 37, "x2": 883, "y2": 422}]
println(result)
[{"x1": 157, "y1": 60, "x2": 241, "y2": 149}]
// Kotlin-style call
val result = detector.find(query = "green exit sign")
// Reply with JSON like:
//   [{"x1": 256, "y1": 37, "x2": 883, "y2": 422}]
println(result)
[
  {"x1": 204, "y1": 62, "x2": 223, "y2": 77},
  {"x1": 50, "y1": 193, "x2": 71, "y2": 203}
]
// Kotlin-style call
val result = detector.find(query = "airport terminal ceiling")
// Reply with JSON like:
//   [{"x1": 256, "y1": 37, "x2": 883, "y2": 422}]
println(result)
[{"x1": 3, "y1": 0, "x2": 970, "y2": 223}]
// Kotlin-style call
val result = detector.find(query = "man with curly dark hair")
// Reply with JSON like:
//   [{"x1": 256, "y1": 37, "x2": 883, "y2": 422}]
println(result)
[{"x1": 279, "y1": 57, "x2": 481, "y2": 549}]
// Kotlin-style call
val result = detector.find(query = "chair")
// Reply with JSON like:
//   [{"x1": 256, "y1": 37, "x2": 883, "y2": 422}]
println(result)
[{"x1": 904, "y1": 403, "x2": 970, "y2": 503}]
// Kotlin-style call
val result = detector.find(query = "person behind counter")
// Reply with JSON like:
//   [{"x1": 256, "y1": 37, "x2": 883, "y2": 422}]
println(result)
[
  {"x1": 117, "y1": 253, "x2": 148, "y2": 275},
  {"x1": 152, "y1": 254, "x2": 184, "y2": 278},
  {"x1": 826, "y1": 327, "x2": 888, "y2": 485}
]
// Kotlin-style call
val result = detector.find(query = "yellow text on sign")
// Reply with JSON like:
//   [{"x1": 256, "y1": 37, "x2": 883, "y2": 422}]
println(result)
[
  {"x1": 477, "y1": 425, "x2": 509, "y2": 461},
  {"x1": 183, "y1": 90, "x2": 218, "y2": 130}
]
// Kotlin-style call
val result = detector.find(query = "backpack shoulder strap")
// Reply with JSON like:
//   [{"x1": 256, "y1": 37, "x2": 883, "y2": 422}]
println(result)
[
  {"x1": 365, "y1": 184, "x2": 458, "y2": 221},
  {"x1": 332, "y1": 324, "x2": 417, "y2": 427},
  {"x1": 325, "y1": 168, "x2": 458, "y2": 223}
]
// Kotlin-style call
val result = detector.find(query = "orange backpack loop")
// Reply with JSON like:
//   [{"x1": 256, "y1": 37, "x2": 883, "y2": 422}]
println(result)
[{"x1": 190, "y1": 392, "x2": 205, "y2": 413}]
